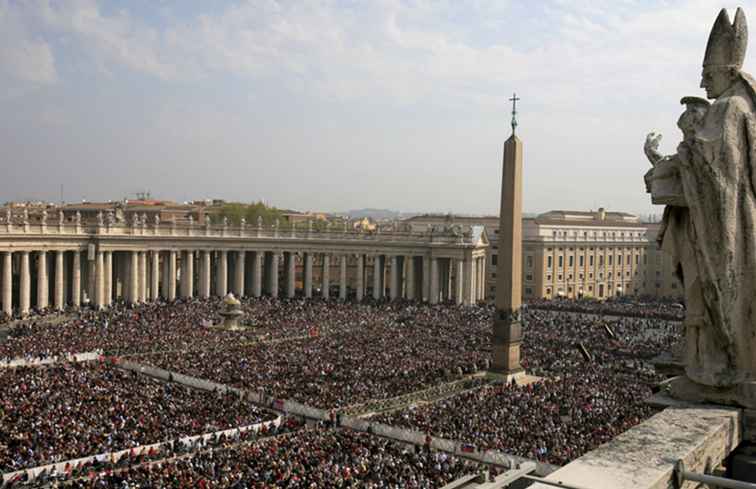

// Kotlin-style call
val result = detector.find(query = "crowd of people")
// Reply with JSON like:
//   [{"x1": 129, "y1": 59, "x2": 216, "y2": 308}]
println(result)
[
  {"x1": 143, "y1": 304, "x2": 492, "y2": 409},
  {"x1": 50, "y1": 428, "x2": 485, "y2": 488},
  {"x1": 374, "y1": 309, "x2": 680, "y2": 466},
  {"x1": 527, "y1": 297, "x2": 685, "y2": 321},
  {"x1": 0, "y1": 362, "x2": 277, "y2": 472},
  {"x1": 0, "y1": 297, "x2": 397, "y2": 362},
  {"x1": 0, "y1": 296, "x2": 683, "y2": 480}
]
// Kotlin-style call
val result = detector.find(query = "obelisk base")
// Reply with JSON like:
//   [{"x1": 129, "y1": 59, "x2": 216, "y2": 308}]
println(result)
[{"x1": 490, "y1": 309, "x2": 524, "y2": 376}]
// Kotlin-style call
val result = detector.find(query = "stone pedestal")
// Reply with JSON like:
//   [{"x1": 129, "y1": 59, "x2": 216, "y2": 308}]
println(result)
[{"x1": 667, "y1": 376, "x2": 756, "y2": 410}]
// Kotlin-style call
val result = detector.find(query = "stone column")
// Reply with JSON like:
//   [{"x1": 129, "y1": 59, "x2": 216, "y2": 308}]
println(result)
[
  {"x1": 150, "y1": 251, "x2": 159, "y2": 301},
  {"x1": 19, "y1": 251, "x2": 30, "y2": 316},
  {"x1": 72, "y1": 251, "x2": 81, "y2": 308},
  {"x1": 478, "y1": 258, "x2": 486, "y2": 302},
  {"x1": 455, "y1": 259, "x2": 465, "y2": 305},
  {"x1": 252, "y1": 251, "x2": 263, "y2": 297},
  {"x1": 268, "y1": 252, "x2": 279, "y2": 298},
  {"x1": 339, "y1": 255, "x2": 347, "y2": 301},
  {"x1": 469, "y1": 258, "x2": 478, "y2": 303},
  {"x1": 389, "y1": 255, "x2": 399, "y2": 300},
  {"x1": 234, "y1": 250, "x2": 245, "y2": 297},
  {"x1": 405, "y1": 256, "x2": 415, "y2": 300},
  {"x1": 37, "y1": 251, "x2": 48, "y2": 310},
  {"x1": 200, "y1": 250, "x2": 211, "y2": 299},
  {"x1": 304, "y1": 253, "x2": 313, "y2": 298},
  {"x1": 321, "y1": 254, "x2": 330, "y2": 299},
  {"x1": 139, "y1": 251, "x2": 148, "y2": 302},
  {"x1": 2, "y1": 252, "x2": 12, "y2": 316},
  {"x1": 372, "y1": 255, "x2": 382, "y2": 300},
  {"x1": 104, "y1": 251, "x2": 113, "y2": 306},
  {"x1": 429, "y1": 257, "x2": 440, "y2": 304},
  {"x1": 167, "y1": 251, "x2": 177, "y2": 301},
  {"x1": 422, "y1": 255, "x2": 431, "y2": 302},
  {"x1": 54, "y1": 250, "x2": 65, "y2": 311},
  {"x1": 217, "y1": 250, "x2": 228, "y2": 297},
  {"x1": 129, "y1": 251, "x2": 139, "y2": 304},
  {"x1": 95, "y1": 251, "x2": 105, "y2": 309},
  {"x1": 286, "y1": 253, "x2": 296, "y2": 298},
  {"x1": 355, "y1": 254, "x2": 364, "y2": 301},
  {"x1": 182, "y1": 251, "x2": 194, "y2": 298}
]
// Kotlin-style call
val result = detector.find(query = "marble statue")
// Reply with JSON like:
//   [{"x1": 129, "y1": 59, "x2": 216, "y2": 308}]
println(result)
[{"x1": 646, "y1": 8, "x2": 756, "y2": 402}]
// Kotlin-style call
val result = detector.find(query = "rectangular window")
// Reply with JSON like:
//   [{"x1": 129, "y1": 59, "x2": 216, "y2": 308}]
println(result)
[
  {"x1": 568, "y1": 256, "x2": 574, "y2": 267},
  {"x1": 525, "y1": 287, "x2": 533, "y2": 295},
  {"x1": 608, "y1": 255, "x2": 613, "y2": 266},
  {"x1": 527, "y1": 256, "x2": 533, "y2": 268},
  {"x1": 589, "y1": 256, "x2": 594, "y2": 267},
  {"x1": 579, "y1": 256, "x2": 584, "y2": 267},
  {"x1": 491, "y1": 255, "x2": 498, "y2": 266},
  {"x1": 547, "y1": 256, "x2": 553, "y2": 269},
  {"x1": 627, "y1": 255, "x2": 631, "y2": 265},
  {"x1": 635, "y1": 255, "x2": 640, "y2": 265},
  {"x1": 599, "y1": 256, "x2": 604, "y2": 266},
  {"x1": 526, "y1": 274, "x2": 533, "y2": 281},
  {"x1": 558, "y1": 256, "x2": 563, "y2": 268}
]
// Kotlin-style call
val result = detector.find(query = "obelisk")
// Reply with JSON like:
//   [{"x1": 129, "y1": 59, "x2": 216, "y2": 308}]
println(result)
[{"x1": 491, "y1": 93, "x2": 524, "y2": 376}]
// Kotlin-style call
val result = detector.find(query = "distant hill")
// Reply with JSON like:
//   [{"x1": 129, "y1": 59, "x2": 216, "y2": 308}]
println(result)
[{"x1": 342, "y1": 208, "x2": 415, "y2": 221}]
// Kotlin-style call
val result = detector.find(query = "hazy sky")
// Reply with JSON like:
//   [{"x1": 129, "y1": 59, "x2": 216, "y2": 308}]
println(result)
[{"x1": 1, "y1": 0, "x2": 752, "y2": 215}]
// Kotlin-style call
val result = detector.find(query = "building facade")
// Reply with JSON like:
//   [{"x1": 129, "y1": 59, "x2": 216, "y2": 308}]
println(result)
[
  {"x1": 0, "y1": 211, "x2": 488, "y2": 317},
  {"x1": 405, "y1": 209, "x2": 681, "y2": 301}
]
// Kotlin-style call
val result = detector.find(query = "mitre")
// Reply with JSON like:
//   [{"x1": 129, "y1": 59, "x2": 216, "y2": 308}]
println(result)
[{"x1": 703, "y1": 7, "x2": 748, "y2": 69}]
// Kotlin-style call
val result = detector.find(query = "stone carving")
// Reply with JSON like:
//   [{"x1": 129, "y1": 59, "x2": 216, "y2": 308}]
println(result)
[
  {"x1": 5, "y1": 208, "x2": 10, "y2": 224},
  {"x1": 154, "y1": 214, "x2": 160, "y2": 226},
  {"x1": 257, "y1": 216, "x2": 263, "y2": 228},
  {"x1": 107, "y1": 211, "x2": 115, "y2": 225},
  {"x1": 74, "y1": 211, "x2": 81, "y2": 225},
  {"x1": 22, "y1": 209, "x2": 29, "y2": 225},
  {"x1": 188, "y1": 215, "x2": 194, "y2": 226},
  {"x1": 240, "y1": 217, "x2": 246, "y2": 227},
  {"x1": 40, "y1": 209, "x2": 47, "y2": 225},
  {"x1": 646, "y1": 8, "x2": 756, "y2": 399},
  {"x1": 141, "y1": 213, "x2": 148, "y2": 227},
  {"x1": 58, "y1": 210, "x2": 64, "y2": 225},
  {"x1": 223, "y1": 216, "x2": 228, "y2": 227},
  {"x1": 97, "y1": 211, "x2": 104, "y2": 226}
]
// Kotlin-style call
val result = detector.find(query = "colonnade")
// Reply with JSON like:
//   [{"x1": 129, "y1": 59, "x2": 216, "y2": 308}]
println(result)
[{"x1": 0, "y1": 248, "x2": 488, "y2": 316}]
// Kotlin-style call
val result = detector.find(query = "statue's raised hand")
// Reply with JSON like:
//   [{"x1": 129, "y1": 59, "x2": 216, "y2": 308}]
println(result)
[{"x1": 644, "y1": 132, "x2": 663, "y2": 165}]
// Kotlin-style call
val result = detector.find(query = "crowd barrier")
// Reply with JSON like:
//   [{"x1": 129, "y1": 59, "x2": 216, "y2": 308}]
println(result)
[
  {"x1": 0, "y1": 350, "x2": 102, "y2": 368},
  {"x1": 116, "y1": 361, "x2": 558, "y2": 477},
  {"x1": 1, "y1": 417, "x2": 281, "y2": 485}
]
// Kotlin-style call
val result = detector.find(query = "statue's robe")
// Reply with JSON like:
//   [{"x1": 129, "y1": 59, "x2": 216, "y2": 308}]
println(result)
[{"x1": 677, "y1": 73, "x2": 756, "y2": 386}]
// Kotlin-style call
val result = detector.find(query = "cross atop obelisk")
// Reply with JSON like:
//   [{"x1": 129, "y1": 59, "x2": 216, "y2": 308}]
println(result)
[{"x1": 509, "y1": 93, "x2": 520, "y2": 136}]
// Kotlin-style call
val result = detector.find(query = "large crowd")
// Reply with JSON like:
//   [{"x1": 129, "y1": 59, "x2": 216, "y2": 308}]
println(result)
[
  {"x1": 143, "y1": 304, "x2": 492, "y2": 409},
  {"x1": 0, "y1": 298, "x2": 395, "y2": 362},
  {"x1": 527, "y1": 297, "x2": 685, "y2": 321},
  {"x1": 373, "y1": 308, "x2": 680, "y2": 466},
  {"x1": 0, "y1": 296, "x2": 683, "y2": 483},
  {"x1": 0, "y1": 362, "x2": 277, "y2": 472},
  {"x1": 52, "y1": 428, "x2": 484, "y2": 489}
]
